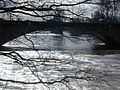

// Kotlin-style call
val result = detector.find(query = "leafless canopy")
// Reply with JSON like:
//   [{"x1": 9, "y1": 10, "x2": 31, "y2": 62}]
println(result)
[{"x1": 0, "y1": 0, "x2": 92, "y2": 21}]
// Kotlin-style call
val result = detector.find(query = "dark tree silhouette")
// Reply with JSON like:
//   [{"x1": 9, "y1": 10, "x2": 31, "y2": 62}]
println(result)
[
  {"x1": 92, "y1": 0, "x2": 120, "y2": 22},
  {"x1": 0, "y1": 0, "x2": 119, "y2": 89},
  {"x1": 0, "y1": 0, "x2": 91, "y2": 21},
  {"x1": 0, "y1": 0, "x2": 98, "y2": 88}
]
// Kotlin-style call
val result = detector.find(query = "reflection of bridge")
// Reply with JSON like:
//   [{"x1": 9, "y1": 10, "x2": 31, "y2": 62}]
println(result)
[{"x1": 0, "y1": 20, "x2": 120, "y2": 47}]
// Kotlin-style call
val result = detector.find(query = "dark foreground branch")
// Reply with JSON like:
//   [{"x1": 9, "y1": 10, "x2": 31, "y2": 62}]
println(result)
[{"x1": 0, "y1": 75, "x2": 86, "y2": 85}]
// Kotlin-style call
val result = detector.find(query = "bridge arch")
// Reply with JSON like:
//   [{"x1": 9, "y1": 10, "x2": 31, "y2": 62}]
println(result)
[{"x1": 0, "y1": 21, "x2": 120, "y2": 47}]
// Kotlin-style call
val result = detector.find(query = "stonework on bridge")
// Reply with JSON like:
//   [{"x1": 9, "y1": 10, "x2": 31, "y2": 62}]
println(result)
[{"x1": 0, "y1": 20, "x2": 120, "y2": 47}]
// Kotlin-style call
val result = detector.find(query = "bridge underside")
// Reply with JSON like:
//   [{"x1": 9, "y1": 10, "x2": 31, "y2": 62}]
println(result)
[{"x1": 0, "y1": 21, "x2": 120, "y2": 48}]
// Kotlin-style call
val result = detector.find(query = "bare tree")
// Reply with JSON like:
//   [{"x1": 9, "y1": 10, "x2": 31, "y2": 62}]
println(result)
[
  {"x1": 0, "y1": 0, "x2": 91, "y2": 21},
  {"x1": 0, "y1": 0, "x2": 113, "y2": 90},
  {"x1": 93, "y1": 0, "x2": 120, "y2": 22}
]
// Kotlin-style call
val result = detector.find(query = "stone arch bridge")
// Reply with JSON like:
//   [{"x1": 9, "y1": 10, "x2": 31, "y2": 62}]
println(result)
[{"x1": 0, "y1": 20, "x2": 120, "y2": 47}]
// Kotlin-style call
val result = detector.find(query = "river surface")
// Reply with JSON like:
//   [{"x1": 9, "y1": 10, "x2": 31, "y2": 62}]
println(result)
[{"x1": 0, "y1": 31, "x2": 120, "y2": 90}]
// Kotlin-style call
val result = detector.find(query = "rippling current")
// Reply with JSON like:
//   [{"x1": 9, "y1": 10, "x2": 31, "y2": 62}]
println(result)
[{"x1": 0, "y1": 31, "x2": 120, "y2": 90}]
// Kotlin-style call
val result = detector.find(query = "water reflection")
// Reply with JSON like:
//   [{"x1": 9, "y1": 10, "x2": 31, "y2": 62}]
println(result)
[
  {"x1": 0, "y1": 31, "x2": 120, "y2": 90},
  {"x1": 3, "y1": 31, "x2": 104, "y2": 51}
]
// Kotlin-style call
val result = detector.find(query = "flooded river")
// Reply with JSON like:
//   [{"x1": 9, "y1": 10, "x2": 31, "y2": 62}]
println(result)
[{"x1": 0, "y1": 31, "x2": 120, "y2": 90}]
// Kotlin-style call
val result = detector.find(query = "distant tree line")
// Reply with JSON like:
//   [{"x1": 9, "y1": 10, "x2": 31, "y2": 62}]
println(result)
[{"x1": 92, "y1": 0, "x2": 120, "y2": 23}]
